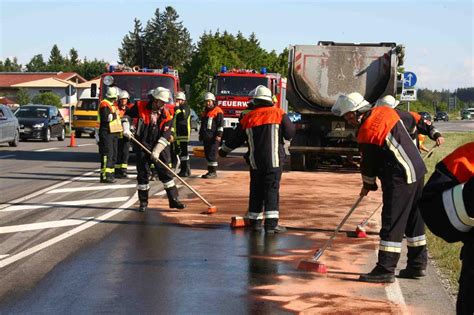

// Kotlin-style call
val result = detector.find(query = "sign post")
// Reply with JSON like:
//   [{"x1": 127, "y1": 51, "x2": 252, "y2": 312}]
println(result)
[
  {"x1": 65, "y1": 85, "x2": 76, "y2": 135},
  {"x1": 402, "y1": 72, "x2": 417, "y2": 112}
]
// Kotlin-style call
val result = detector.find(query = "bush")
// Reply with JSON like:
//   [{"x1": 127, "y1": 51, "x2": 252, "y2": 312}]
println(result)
[{"x1": 31, "y1": 92, "x2": 62, "y2": 108}]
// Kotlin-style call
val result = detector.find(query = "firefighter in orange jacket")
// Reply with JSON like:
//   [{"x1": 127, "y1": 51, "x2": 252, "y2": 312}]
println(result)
[
  {"x1": 124, "y1": 87, "x2": 185, "y2": 212},
  {"x1": 332, "y1": 92, "x2": 427, "y2": 283},
  {"x1": 219, "y1": 86, "x2": 295, "y2": 233},
  {"x1": 114, "y1": 90, "x2": 132, "y2": 178},
  {"x1": 98, "y1": 86, "x2": 120, "y2": 183},
  {"x1": 199, "y1": 92, "x2": 224, "y2": 178},
  {"x1": 419, "y1": 142, "x2": 474, "y2": 315}
]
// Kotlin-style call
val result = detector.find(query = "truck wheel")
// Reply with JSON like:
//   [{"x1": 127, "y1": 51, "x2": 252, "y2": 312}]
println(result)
[
  {"x1": 290, "y1": 153, "x2": 306, "y2": 171},
  {"x1": 89, "y1": 131, "x2": 95, "y2": 138},
  {"x1": 75, "y1": 130, "x2": 82, "y2": 138}
]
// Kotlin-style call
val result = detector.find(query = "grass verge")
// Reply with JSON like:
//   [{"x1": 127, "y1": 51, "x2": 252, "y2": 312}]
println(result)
[{"x1": 423, "y1": 132, "x2": 474, "y2": 295}]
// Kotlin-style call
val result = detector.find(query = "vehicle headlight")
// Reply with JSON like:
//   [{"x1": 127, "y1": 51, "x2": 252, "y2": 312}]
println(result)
[
  {"x1": 103, "y1": 75, "x2": 114, "y2": 86},
  {"x1": 33, "y1": 123, "x2": 44, "y2": 129}
]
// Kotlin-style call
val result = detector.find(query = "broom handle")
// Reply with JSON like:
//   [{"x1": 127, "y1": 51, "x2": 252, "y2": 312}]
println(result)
[
  {"x1": 359, "y1": 143, "x2": 437, "y2": 228},
  {"x1": 130, "y1": 135, "x2": 213, "y2": 208},
  {"x1": 313, "y1": 195, "x2": 364, "y2": 260}
]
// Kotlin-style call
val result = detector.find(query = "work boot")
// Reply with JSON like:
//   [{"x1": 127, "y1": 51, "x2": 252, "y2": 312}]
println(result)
[
  {"x1": 359, "y1": 265, "x2": 395, "y2": 283},
  {"x1": 178, "y1": 160, "x2": 191, "y2": 177},
  {"x1": 102, "y1": 174, "x2": 117, "y2": 184},
  {"x1": 265, "y1": 225, "x2": 287, "y2": 234},
  {"x1": 138, "y1": 201, "x2": 148, "y2": 212},
  {"x1": 169, "y1": 198, "x2": 186, "y2": 209},
  {"x1": 201, "y1": 166, "x2": 217, "y2": 179},
  {"x1": 114, "y1": 169, "x2": 128, "y2": 179},
  {"x1": 398, "y1": 267, "x2": 426, "y2": 279}
]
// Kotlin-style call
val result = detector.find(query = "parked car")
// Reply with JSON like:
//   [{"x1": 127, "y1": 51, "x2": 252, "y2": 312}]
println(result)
[
  {"x1": 418, "y1": 111, "x2": 432, "y2": 123},
  {"x1": 434, "y1": 111, "x2": 449, "y2": 122},
  {"x1": 15, "y1": 104, "x2": 66, "y2": 142},
  {"x1": 190, "y1": 109, "x2": 201, "y2": 131},
  {"x1": 0, "y1": 104, "x2": 20, "y2": 146},
  {"x1": 461, "y1": 109, "x2": 472, "y2": 120}
]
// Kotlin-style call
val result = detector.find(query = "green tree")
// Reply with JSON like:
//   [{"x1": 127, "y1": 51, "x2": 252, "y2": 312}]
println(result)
[
  {"x1": 47, "y1": 44, "x2": 64, "y2": 71},
  {"x1": 16, "y1": 88, "x2": 30, "y2": 105},
  {"x1": 0, "y1": 57, "x2": 22, "y2": 71},
  {"x1": 25, "y1": 54, "x2": 47, "y2": 72},
  {"x1": 68, "y1": 48, "x2": 80, "y2": 65},
  {"x1": 119, "y1": 18, "x2": 146, "y2": 67},
  {"x1": 32, "y1": 92, "x2": 62, "y2": 108}
]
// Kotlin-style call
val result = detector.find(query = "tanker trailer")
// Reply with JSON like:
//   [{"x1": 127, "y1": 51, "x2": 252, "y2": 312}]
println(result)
[{"x1": 287, "y1": 41, "x2": 404, "y2": 170}]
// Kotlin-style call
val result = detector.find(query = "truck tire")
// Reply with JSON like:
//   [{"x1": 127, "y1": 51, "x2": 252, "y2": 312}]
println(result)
[
  {"x1": 290, "y1": 153, "x2": 306, "y2": 171},
  {"x1": 75, "y1": 130, "x2": 82, "y2": 138}
]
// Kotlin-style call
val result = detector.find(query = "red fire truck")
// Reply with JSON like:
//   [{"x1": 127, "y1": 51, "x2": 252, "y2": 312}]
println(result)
[
  {"x1": 93, "y1": 65, "x2": 180, "y2": 114},
  {"x1": 213, "y1": 66, "x2": 287, "y2": 139}
]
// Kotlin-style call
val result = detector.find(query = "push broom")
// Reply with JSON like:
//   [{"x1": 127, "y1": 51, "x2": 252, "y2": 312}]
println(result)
[
  {"x1": 130, "y1": 135, "x2": 218, "y2": 214},
  {"x1": 298, "y1": 195, "x2": 364, "y2": 273},
  {"x1": 354, "y1": 143, "x2": 438, "y2": 238}
]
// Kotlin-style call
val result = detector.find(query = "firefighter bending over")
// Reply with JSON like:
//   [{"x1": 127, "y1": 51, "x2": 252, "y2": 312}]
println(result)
[
  {"x1": 98, "y1": 86, "x2": 120, "y2": 183},
  {"x1": 199, "y1": 92, "x2": 224, "y2": 179},
  {"x1": 419, "y1": 142, "x2": 474, "y2": 315},
  {"x1": 332, "y1": 92, "x2": 427, "y2": 283},
  {"x1": 219, "y1": 86, "x2": 295, "y2": 234},
  {"x1": 123, "y1": 87, "x2": 186, "y2": 212},
  {"x1": 173, "y1": 92, "x2": 192, "y2": 177}
]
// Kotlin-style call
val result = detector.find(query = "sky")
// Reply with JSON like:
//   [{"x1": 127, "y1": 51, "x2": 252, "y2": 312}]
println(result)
[{"x1": 0, "y1": 0, "x2": 472, "y2": 90}]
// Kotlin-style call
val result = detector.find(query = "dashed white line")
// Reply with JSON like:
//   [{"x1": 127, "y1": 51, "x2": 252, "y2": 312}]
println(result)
[
  {"x1": 76, "y1": 144, "x2": 95, "y2": 147},
  {"x1": 76, "y1": 175, "x2": 137, "y2": 181},
  {"x1": 0, "y1": 254, "x2": 9, "y2": 259},
  {"x1": 47, "y1": 184, "x2": 136, "y2": 194},
  {"x1": 0, "y1": 154, "x2": 16, "y2": 159},
  {"x1": 0, "y1": 218, "x2": 94, "y2": 234},
  {"x1": 0, "y1": 193, "x2": 138, "y2": 269},
  {"x1": 1, "y1": 196, "x2": 130, "y2": 212},
  {"x1": 35, "y1": 147, "x2": 59, "y2": 152}
]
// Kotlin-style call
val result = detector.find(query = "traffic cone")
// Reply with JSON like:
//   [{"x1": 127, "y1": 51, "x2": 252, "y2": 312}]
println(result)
[{"x1": 68, "y1": 131, "x2": 77, "y2": 147}]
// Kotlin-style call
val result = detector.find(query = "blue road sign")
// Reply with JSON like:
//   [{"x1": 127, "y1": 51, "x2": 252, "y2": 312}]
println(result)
[{"x1": 403, "y1": 72, "x2": 417, "y2": 88}]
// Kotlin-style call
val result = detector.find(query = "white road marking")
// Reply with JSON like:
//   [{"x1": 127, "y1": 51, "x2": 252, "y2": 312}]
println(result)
[
  {"x1": 0, "y1": 154, "x2": 16, "y2": 159},
  {"x1": 0, "y1": 193, "x2": 139, "y2": 269},
  {"x1": 1, "y1": 197, "x2": 130, "y2": 212},
  {"x1": 76, "y1": 174, "x2": 137, "y2": 181},
  {"x1": 35, "y1": 147, "x2": 59, "y2": 152},
  {"x1": 385, "y1": 280, "x2": 409, "y2": 314},
  {"x1": 76, "y1": 144, "x2": 95, "y2": 147},
  {"x1": 0, "y1": 218, "x2": 94, "y2": 234},
  {"x1": 47, "y1": 184, "x2": 136, "y2": 194},
  {"x1": 0, "y1": 170, "x2": 97, "y2": 210},
  {"x1": 0, "y1": 255, "x2": 9, "y2": 259}
]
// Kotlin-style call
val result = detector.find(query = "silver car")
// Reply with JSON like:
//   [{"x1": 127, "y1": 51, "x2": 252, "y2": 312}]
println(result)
[{"x1": 0, "y1": 104, "x2": 20, "y2": 146}]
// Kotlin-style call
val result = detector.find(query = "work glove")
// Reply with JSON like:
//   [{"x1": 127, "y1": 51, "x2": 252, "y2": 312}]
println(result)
[
  {"x1": 216, "y1": 136, "x2": 222, "y2": 143},
  {"x1": 151, "y1": 143, "x2": 166, "y2": 161},
  {"x1": 218, "y1": 148, "x2": 227, "y2": 158},
  {"x1": 107, "y1": 113, "x2": 113, "y2": 122},
  {"x1": 122, "y1": 120, "x2": 132, "y2": 139}
]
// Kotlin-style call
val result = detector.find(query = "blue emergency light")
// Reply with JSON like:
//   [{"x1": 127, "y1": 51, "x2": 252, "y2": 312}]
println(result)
[
  {"x1": 260, "y1": 67, "x2": 267, "y2": 74},
  {"x1": 109, "y1": 65, "x2": 115, "y2": 72},
  {"x1": 163, "y1": 66, "x2": 169, "y2": 74},
  {"x1": 220, "y1": 66, "x2": 227, "y2": 73}
]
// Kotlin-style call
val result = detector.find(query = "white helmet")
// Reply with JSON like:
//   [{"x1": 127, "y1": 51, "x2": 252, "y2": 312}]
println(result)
[
  {"x1": 175, "y1": 91, "x2": 186, "y2": 101},
  {"x1": 204, "y1": 92, "x2": 215, "y2": 102},
  {"x1": 250, "y1": 85, "x2": 273, "y2": 103},
  {"x1": 119, "y1": 90, "x2": 130, "y2": 100},
  {"x1": 152, "y1": 87, "x2": 171, "y2": 102},
  {"x1": 331, "y1": 92, "x2": 371, "y2": 117},
  {"x1": 105, "y1": 86, "x2": 119, "y2": 99},
  {"x1": 375, "y1": 95, "x2": 400, "y2": 108}
]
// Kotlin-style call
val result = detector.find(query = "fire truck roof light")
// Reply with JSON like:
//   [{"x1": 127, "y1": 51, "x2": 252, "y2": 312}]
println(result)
[
  {"x1": 260, "y1": 67, "x2": 267, "y2": 74},
  {"x1": 220, "y1": 66, "x2": 227, "y2": 73},
  {"x1": 108, "y1": 65, "x2": 115, "y2": 72},
  {"x1": 163, "y1": 66, "x2": 169, "y2": 74}
]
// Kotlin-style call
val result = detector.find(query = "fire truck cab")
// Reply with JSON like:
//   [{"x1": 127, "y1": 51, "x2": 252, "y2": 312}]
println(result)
[{"x1": 213, "y1": 66, "x2": 287, "y2": 140}]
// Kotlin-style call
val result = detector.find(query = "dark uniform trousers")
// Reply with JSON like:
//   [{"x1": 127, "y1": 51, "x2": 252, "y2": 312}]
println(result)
[
  {"x1": 135, "y1": 148, "x2": 179, "y2": 206},
  {"x1": 204, "y1": 139, "x2": 219, "y2": 169},
  {"x1": 378, "y1": 178, "x2": 427, "y2": 273},
  {"x1": 99, "y1": 129, "x2": 118, "y2": 180},
  {"x1": 115, "y1": 135, "x2": 130, "y2": 175},
  {"x1": 458, "y1": 240, "x2": 474, "y2": 315},
  {"x1": 248, "y1": 167, "x2": 283, "y2": 230},
  {"x1": 177, "y1": 140, "x2": 190, "y2": 174}
]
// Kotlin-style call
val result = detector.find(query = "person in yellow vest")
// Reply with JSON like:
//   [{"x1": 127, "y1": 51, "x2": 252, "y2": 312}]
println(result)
[
  {"x1": 98, "y1": 86, "x2": 121, "y2": 183},
  {"x1": 173, "y1": 92, "x2": 192, "y2": 177},
  {"x1": 114, "y1": 90, "x2": 133, "y2": 178}
]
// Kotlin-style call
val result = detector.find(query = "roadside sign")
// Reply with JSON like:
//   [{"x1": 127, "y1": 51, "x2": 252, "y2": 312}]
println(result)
[
  {"x1": 65, "y1": 85, "x2": 76, "y2": 96},
  {"x1": 403, "y1": 72, "x2": 417, "y2": 88},
  {"x1": 400, "y1": 88, "x2": 417, "y2": 101}
]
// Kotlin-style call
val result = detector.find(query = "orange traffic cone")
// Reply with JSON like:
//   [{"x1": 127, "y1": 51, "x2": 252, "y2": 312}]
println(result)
[{"x1": 68, "y1": 131, "x2": 77, "y2": 147}]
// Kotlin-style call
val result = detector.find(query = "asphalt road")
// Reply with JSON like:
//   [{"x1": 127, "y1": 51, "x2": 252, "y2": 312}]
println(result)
[
  {"x1": 433, "y1": 119, "x2": 474, "y2": 132},
  {"x1": 0, "y1": 133, "x2": 458, "y2": 314}
]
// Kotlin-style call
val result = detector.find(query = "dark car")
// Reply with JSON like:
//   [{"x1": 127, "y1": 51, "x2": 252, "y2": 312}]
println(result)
[
  {"x1": 0, "y1": 105, "x2": 20, "y2": 146},
  {"x1": 15, "y1": 104, "x2": 66, "y2": 142},
  {"x1": 434, "y1": 111, "x2": 449, "y2": 122},
  {"x1": 190, "y1": 109, "x2": 201, "y2": 131},
  {"x1": 418, "y1": 111, "x2": 432, "y2": 123}
]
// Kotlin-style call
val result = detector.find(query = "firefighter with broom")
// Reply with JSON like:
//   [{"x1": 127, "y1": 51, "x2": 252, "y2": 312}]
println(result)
[
  {"x1": 332, "y1": 92, "x2": 428, "y2": 283},
  {"x1": 219, "y1": 85, "x2": 295, "y2": 234},
  {"x1": 123, "y1": 87, "x2": 186, "y2": 212}
]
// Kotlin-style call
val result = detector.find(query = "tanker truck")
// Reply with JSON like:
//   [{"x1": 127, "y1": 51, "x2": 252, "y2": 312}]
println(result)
[{"x1": 287, "y1": 41, "x2": 405, "y2": 170}]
